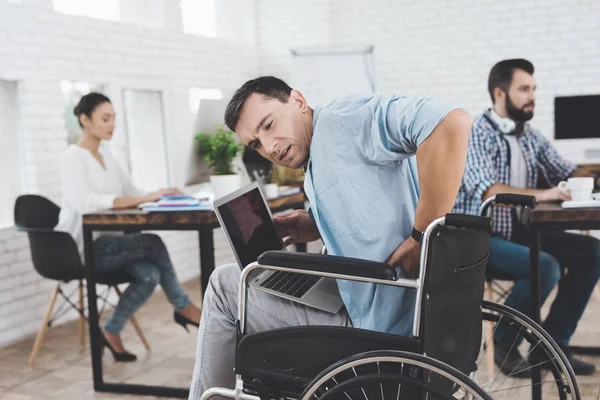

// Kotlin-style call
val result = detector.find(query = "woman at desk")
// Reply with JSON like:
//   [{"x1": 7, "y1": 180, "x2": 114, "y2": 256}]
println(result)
[{"x1": 55, "y1": 93, "x2": 202, "y2": 362}]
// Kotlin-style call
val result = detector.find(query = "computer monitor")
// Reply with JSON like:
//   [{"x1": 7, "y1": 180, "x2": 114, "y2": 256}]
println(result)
[
  {"x1": 184, "y1": 98, "x2": 251, "y2": 186},
  {"x1": 243, "y1": 147, "x2": 272, "y2": 184},
  {"x1": 554, "y1": 94, "x2": 600, "y2": 140}
]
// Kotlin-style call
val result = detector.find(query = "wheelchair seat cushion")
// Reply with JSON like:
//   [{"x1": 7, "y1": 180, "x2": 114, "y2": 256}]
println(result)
[{"x1": 235, "y1": 325, "x2": 419, "y2": 397}]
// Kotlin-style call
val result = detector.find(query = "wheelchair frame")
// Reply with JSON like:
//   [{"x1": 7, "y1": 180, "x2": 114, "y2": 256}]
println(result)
[
  {"x1": 200, "y1": 203, "x2": 579, "y2": 400},
  {"x1": 201, "y1": 214, "x2": 496, "y2": 400}
]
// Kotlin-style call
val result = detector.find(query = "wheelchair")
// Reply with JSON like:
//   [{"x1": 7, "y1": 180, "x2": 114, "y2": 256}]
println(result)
[{"x1": 201, "y1": 210, "x2": 579, "y2": 400}]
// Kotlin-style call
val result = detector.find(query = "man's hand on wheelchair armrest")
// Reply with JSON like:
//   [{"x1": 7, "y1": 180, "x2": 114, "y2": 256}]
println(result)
[
  {"x1": 386, "y1": 237, "x2": 420, "y2": 279},
  {"x1": 257, "y1": 251, "x2": 397, "y2": 281}
]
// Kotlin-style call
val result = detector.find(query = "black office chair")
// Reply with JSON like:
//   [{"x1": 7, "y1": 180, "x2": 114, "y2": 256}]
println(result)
[{"x1": 14, "y1": 194, "x2": 150, "y2": 366}]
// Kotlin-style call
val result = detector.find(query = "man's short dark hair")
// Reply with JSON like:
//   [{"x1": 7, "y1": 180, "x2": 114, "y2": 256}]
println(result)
[
  {"x1": 488, "y1": 59, "x2": 534, "y2": 103},
  {"x1": 224, "y1": 76, "x2": 292, "y2": 131}
]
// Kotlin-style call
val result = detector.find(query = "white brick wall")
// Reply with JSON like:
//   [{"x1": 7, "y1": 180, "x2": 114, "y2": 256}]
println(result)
[
  {"x1": 0, "y1": 0, "x2": 252, "y2": 348},
  {"x1": 5, "y1": 0, "x2": 598, "y2": 349},
  {"x1": 257, "y1": 0, "x2": 600, "y2": 161}
]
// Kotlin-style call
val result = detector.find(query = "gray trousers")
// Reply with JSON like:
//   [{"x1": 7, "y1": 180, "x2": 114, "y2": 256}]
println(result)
[{"x1": 188, "y1": 263, "x2": 350, "y2": 400}]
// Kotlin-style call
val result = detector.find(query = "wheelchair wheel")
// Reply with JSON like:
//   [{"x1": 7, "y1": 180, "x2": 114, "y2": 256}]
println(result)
[
  {"x1": 476, "y1": 300, "x2": 579, "y2": 399},
  {"x1": 299, "y1": 350, "x2": 492, "y2": 400}
]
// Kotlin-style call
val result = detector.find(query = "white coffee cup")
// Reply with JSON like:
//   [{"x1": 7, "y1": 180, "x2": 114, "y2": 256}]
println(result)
[
  {"x1": 264, "y1": 183, "x2": 279, "y2": 199},
  {"x1": 558, "y1": 177, "x2": 594, "y2": 201}
]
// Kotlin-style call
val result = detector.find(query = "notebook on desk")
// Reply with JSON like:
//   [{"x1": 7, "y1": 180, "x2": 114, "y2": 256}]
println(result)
[
  {"x1": 141, "y1": 204, "x2": 213, "y2": 212},
  {"x1": 140, "y1": 195, "x2": 212, "y2": 211}
]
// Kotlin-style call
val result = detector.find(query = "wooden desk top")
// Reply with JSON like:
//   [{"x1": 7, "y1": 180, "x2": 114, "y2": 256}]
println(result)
[
  {"x1": 82, "y1": 192, "x2": 306, "y2": 227},
  {"x1": 530, "y1": 202, "x2": 600, "y2": 224}
]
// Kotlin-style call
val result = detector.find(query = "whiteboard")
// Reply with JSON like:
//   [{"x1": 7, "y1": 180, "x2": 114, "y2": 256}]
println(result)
[{"x1": 290, "y1": 46, "x2": 376, "y2": 107}]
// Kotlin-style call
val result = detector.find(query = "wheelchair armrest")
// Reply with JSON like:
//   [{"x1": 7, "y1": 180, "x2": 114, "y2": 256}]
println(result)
[
  {"x1": 257, "y1": 250, "x2": 397, "y2": 280},
  {"x1": 495, "y1": 194, "x2": 536, "y2": 209}
]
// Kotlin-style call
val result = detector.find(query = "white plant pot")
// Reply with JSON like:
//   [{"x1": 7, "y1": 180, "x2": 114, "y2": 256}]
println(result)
[{"x1": 210, "y1": 174, "x2": 242, "y2": 200}]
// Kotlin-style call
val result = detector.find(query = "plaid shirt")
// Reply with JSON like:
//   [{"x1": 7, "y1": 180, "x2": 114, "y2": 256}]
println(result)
[{"x1": 453, "y1": 109, "x2": 577, "y2": 240}]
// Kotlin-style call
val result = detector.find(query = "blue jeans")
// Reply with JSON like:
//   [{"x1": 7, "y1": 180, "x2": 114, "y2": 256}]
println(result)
[
  {"x1": 94, "y1": 233, "x2": 191, "y2": 334},
  {"x1": 489, "y1": 230, "x2": 600, "y2": 348}
]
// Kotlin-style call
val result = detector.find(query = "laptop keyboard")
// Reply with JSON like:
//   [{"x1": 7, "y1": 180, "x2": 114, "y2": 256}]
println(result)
[{"x1": 259, "y1": 271, "x2": 320, "y2": 298}]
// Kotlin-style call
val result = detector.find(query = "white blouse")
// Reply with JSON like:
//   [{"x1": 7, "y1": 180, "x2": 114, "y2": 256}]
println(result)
[{"x1": 55, "y1": 144, "x2": 145, "y2": 256}]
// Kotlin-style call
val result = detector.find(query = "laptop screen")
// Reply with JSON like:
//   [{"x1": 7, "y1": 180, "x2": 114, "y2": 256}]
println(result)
[{"x1": 216, "y1": 187, "x2": 284, "y2": 268}]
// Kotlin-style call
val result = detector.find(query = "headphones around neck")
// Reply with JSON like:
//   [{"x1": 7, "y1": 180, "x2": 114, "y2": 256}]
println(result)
[{"x1": 488, "y1": 110, "x2": 516, "y2": 134}]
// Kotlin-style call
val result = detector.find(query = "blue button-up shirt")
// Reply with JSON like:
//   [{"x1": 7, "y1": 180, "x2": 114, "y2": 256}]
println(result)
[
  {"x1": 453, "y1": 109, "x2": 577, "y2": 240},
  {"x1": 303, "y1": 94, "x2": 455, "y2": 335}
]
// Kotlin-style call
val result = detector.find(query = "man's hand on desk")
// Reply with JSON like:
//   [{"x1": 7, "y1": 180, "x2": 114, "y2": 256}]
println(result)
[
  {"x1": 537, "y1": 186, "x2": 571, "y2": 203},
  {"x1": 273, "y1": 210, "x2": 321, "y2": 246}
]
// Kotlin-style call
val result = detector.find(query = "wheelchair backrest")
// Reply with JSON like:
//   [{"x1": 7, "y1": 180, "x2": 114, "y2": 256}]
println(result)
[{"x1": 420, "y1": 223, "x2": 490, "y2": 376}]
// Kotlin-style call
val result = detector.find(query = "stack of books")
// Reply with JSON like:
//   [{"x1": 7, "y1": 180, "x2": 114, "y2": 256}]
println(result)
[{"x1": 140, "y1": 195, "x2": 213, "y2": 212}]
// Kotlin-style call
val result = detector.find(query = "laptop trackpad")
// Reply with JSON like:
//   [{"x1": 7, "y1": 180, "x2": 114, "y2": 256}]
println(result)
[{"x1": 316, "y1": 277, "x2": 341, "y2": 297}]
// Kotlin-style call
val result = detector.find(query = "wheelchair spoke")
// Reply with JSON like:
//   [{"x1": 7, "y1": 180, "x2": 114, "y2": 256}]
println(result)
[
  {"x1": 480, "y1": 319, "x2": 565, "y2": 394},
  {"x1": 395, "y1": 363, "x2": 404, "y2": 400},
  {"x1": 425, "y1": 369, "x2": 433, "y2": 400},
  {"x1": 475, "y1": 303, "x2": 579, "y2": 399},
  {"x1": 513, "y1": 357, "x2": 559, "y2": 376},
  {"x1": 489, "y1": 324, "x2": 525, "y2": 391},
  {"x1": 331, "y1": 377, "x2": 351, "y2": 400},
  {"x1": 350, "y1": 367, "x2": 370, "y2": 400},
  {"x1": 477, "y1": 314, "x2": 504, "y2": 365},
  {"x1": 492, "y1": 337, "x2": 540, "y2": 391},
  {"x1": 376, "y1": 362, "x2": 384, "y2": 400},
  {"x1": 487, "y1": 379, "x2": 567, "y2": 394}
]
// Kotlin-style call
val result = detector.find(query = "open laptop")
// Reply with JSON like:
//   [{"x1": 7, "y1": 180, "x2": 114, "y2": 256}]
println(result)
[{"x1": 213, "y1": 182, "x2": 344, "y2": 313}]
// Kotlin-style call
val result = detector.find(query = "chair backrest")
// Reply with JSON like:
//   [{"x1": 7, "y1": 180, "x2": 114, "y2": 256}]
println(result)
[
  {"x1": 14, "y1": 195, "x2": 84, "y2": 282},
  {"x1": 27, "y1": 231, "x2": 85, "y2": 281},
  {"x1": 419, "y1": 215, "x2": 491, "y2": 379},
  {"x1": 14, "y1": 194, "x2": 60, "y2": 230}
]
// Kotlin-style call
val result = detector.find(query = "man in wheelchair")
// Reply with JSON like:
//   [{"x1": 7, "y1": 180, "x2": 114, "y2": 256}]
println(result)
[
  {"x1": 189, "y1": 77, "x2": 580, "y2": 400},
  {"x1": 188, "y1": 76, "x2": 473, "y2": 399}
]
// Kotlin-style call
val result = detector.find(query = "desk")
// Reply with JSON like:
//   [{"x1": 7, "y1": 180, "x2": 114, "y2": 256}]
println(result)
[
  {"x1": 529, "y1": 203, "x2": 600, "y2": 400},
  {"x1": 82, "y1": 192, "x2": 306, "y2": 398}
]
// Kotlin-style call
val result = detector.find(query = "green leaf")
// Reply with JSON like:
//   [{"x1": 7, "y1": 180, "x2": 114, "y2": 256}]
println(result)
[{"x1": 194, "y1": 125, "x2": 243, "y2": 175}]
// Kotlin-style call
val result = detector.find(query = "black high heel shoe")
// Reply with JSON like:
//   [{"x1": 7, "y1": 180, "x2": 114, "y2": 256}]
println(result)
[
  {"x1": 174, "y1": 311, "x2": 200, "y2": 332},
  {"x1": 101, "y1": 334, "x2": 137, "y2": 362}
]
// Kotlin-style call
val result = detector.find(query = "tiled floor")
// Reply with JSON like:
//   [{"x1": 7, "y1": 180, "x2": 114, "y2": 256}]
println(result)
[{"x1": 1, "y1": 277, "x2": 599, "y2": 399}]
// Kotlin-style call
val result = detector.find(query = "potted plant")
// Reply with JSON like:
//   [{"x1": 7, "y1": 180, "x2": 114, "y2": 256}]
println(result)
[{"x1": 195, "y1": 125, "x2": 244, "y2": 200}]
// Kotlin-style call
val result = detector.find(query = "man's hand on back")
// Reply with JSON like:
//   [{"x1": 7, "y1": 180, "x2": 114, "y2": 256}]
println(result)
[{"x1": 386, "y1": 237, "x2": 421, "y2": 279}]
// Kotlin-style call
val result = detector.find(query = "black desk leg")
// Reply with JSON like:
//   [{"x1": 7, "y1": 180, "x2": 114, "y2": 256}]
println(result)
[
  {"x1": 199, "y1": 227, "x2": 215, "y2": 297},
  {"x1": 83, "y1": 226, "x2": 104, "y2": 391},
  {"x1": 568, "y1": 346, "x2": 600, "y2": 356},
  {"x1": 529, "y1": 228, "x2": 542, "y2": 400}
]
